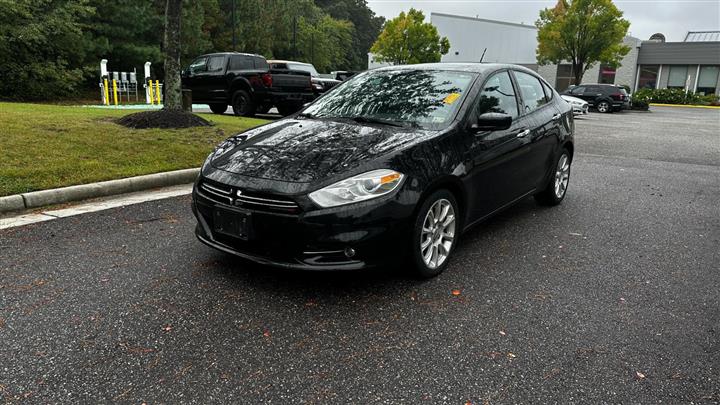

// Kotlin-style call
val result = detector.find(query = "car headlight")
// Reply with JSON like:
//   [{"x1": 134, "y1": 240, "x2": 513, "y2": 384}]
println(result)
[{"x1": 308, "y1": 169, "x2": 404, "y2": 208}]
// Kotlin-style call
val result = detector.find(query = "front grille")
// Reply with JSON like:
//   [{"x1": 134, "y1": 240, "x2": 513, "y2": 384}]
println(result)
[{"x1": 198, "y1": 180, "x2": 300, "y2": 214}]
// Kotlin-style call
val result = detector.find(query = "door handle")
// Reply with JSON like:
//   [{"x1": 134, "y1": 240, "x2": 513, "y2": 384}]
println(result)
[
  {"x1": 552, "y1": 113, "x2": 562, "y2": 120},
  {"x1": 515, "y1": 129, "x2": 530, "y2": 138}
]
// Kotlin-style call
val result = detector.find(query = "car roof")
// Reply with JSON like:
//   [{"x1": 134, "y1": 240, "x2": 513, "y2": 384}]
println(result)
[
  {"x1": 267, "y1": 60, "x2": 312, "y2": 66},
  {"x1": 198, "y1": 52, "x2": 263, "y2": 58},
  {"x1": 373, "y1": 63, "x2": 537, "y2": 75}
]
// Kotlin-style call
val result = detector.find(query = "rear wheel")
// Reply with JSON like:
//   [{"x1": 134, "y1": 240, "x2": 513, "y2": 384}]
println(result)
[
  {"x1": 596, "y1": 100, "x2": 611, "y2": 113},
  {"x1": 231, "y1": 90, "x2": 255, "y2": 117},
  {"x1": 410, "y1": 189, "x2": 460, "y2": 278},
  {"x1": 209, "y1": 103, "x2": 227, "y2": 114},
  {"x1": 276, "y1": 102, "x2": 303, "y2": 116},
  {"x1": 535, "y1": 148, "x2": 571, "y2": 206}
]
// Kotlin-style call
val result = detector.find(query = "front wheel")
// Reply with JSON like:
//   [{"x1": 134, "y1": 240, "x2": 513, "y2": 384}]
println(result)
[
  {"x1": 209, "y1": 103, "x2": 227, "y2": 114},
  {"x1": 535, "y1": 149, "x2": 571, "y2": 206},
  {"x1": 410, "y1": 189, "x2": 460, "y2": 278},
  {"x1": 596, "y1": 100, "x2": 612, "y2": 113}
]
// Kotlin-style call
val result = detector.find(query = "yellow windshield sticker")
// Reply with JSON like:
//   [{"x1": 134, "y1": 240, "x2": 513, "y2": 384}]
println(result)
[{"x1": 443, "y1": 93, "x2": 461, "y2": 104}]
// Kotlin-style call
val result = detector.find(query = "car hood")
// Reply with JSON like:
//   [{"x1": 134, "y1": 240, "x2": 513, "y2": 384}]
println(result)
[
  {"x1": 209, "y1": 119, "x2": 432, "y2": 184},
  {"x1": 561, "y1": 95, "x2": 587, "y2": 105}
]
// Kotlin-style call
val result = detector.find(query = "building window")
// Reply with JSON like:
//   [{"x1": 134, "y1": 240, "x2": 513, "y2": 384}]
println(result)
[
  {"x1": 667, "y1": 65, "x2": 689, "y2": 89},
  {"x1": 598, "y1": 64, "x2": 616, "y2": 84},
  {"x1": 696, "y1": 66, "x2": 719, "y2": 95},
  {"x1": 637, "y1": 65, "x2": 659, "y2": 89},
  {"x1": 555, "y1": 64, "x2": 575, "y2": 92}
]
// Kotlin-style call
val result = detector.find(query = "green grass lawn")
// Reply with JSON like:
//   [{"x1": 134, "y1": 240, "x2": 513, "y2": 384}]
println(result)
[{"x1": 0, "y1": 102, "x2": 268, "y2": 197}]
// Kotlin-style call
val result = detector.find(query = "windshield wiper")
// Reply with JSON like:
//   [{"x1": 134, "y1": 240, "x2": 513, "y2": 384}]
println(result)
[
  {"x1": 346, "y1": 116, "x2": 408, "y2": 128},
  {"x1": 296, "y1": 112, "x2": 316, "y2": 119}
]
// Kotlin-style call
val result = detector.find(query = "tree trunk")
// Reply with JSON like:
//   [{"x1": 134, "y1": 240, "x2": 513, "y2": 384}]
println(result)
[
  {"x1": 163, "y1": 0, "x2": 182, "y2": 110},
  {"x1": 572, "y1": 62, "x2": 584, "y2": 85}
]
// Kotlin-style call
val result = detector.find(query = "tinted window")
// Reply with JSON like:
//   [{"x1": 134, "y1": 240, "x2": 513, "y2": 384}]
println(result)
[
  {"x1": 228, "y1": 55, "x2": 253, "y2": 71},
  {"x1": 541, "y1": 81, "x2": 554, "y2": 100},
  {"x1": 570, "y1": 86, "x2": 585, "y2": 95},
  {"x1": 254, "y1": 57, "x2": 268, "y2": 70},
  {"x1": 514, "y1": 71, "x2": 548, "y2": 113},
  {"x1": 585, "y1": 85, "x2": 601, "y2": 94},
  {"x1": 206, "y1": 56, "x2": 225, "y2": 73},
  {"x1": 288, "y1": 63, "x2": 319, "y2": 77},
  {"x1": 303, "y1": 69, "x2": 477, "y2": 130},
  {"x1": 477, "y1": 71, "x2": 518, "y2": 118},
  {"x1": 188, "y1": 57, "x2": 207, "y2": 74}
]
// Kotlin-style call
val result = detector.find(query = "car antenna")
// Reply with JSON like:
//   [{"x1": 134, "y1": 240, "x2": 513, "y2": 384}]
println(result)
[{"x1": 479, "y1": 48, "x2": 487, "y2": 63}]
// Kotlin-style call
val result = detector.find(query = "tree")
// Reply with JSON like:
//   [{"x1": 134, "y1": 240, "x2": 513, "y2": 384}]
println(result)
[
  {"x1": 296, "y1": 14, "x2": 353, "y2": 72},
  {"x1": 536, "y1": 0, "x2": 630, "y2": 85},
  {"x1": 370, "y1": 8, "x2": 449, "y2": 65},
  {"x1": 163, "y1": 0, "x2": 182, "y2": 109}
]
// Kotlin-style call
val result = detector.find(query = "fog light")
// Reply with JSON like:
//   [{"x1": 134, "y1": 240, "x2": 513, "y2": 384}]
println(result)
[{"x1": 344, "y1": 247, "x2": 356, "y2": 258}]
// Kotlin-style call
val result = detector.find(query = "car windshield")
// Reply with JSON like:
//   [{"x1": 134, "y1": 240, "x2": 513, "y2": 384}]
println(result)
[
  {"x1": 302, "y1": 69, "x2": 476, "y2": 130},
  {"x1": 288, "y1": 63, "x2": 319, "y2": 77}
]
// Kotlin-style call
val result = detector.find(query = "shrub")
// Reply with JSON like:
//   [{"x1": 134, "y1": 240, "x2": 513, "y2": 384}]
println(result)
[{"x1": 631, "y1": 88, "x2": 719, "y2": 106}]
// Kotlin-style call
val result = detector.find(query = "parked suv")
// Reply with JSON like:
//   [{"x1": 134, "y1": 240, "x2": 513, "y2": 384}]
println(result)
[
  {"x1": 182, "y1": 52, "x2": 315, "y2": 117},
  {"x1": 562, "y1": 84, "x2": 630, "y2": 113}
]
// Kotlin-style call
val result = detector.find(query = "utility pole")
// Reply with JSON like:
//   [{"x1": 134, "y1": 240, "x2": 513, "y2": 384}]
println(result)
[{"x1": 231, "y1": 0, "x2": 237, "y2": 51}]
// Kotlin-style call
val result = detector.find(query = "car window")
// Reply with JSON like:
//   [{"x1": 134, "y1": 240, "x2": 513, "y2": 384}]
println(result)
[
  {"x1": 206, "y1": 56, "x2": 225, "y2": 73},
  {"x1": 188, "y1": 57, "x2": 207, "y2": 74},
  {"x1": 228, "y1": 55, "x2": 253, "y2": 71},
  {"x1": 477, "y1": 71, "x2": 518, "y2": 118},
  {"x1": 541, "y1": 81, "x2": 554, "y2": 101},
  {"x1": 585, "y1": 85, "x2": 600, "y2": 94},
  {"x1": 570, "y1": 86, "x2": 585, "y2": 95},
  {"x1": 514, "y1": 71, "x2": 549, "y2": 113},
  {"x1": 303, "y1": 69, "x2": 477, "y2": 130},
  {"x1": 288, "y1": 63, "x2": 319, "y2": 77},
  {"x1": 254, "y1": 57, "x2": 268, "y2": 70},
  {"x1": 270, "y1": 63, "x2": 288, "y2": 69}
]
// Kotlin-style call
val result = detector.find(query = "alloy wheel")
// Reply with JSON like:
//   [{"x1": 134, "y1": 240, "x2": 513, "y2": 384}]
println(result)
[
  {"x1": 554, "y1": 154, "x2": 570, "y2": 199},
  {"x1": 420, "y1": 199, "x2": 456, "y2": 269},
  {"x1": 597, "y1": 101, "x2": 609, "y2": 113}
]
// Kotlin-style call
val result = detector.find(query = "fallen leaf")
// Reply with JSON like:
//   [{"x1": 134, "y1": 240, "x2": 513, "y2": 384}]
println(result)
[
  {"x1": 451, "y1": 289, "x2": 461, "y2": 296},
  {"x1": 636, "y1": 371, "x2": 646, "y2": 379},
  {"x1": 507, "y1": 352, "x2": 517, "y2": 358},
  {"x1": 619, "y1": 297, "x2": 626, "y2": 303},
  {"x1": 499, "y1": 330, "x2": 506, "y2": 336},
  {"x1": 162, "y1": 325, "x2": 172, "y2": 332},
  {"x1": 263, "y1": 330, "x2": 271, "y2": 338}
]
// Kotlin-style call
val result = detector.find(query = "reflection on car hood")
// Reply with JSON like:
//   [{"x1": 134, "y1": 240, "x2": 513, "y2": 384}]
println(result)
[{"x1": 209, "y1": 119, "x2": 432, "y2": 183}]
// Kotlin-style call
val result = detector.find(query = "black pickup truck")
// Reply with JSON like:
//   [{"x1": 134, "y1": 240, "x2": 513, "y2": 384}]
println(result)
[{"x1": 182, "y1": 52, "x2": 315, "y2": 116}]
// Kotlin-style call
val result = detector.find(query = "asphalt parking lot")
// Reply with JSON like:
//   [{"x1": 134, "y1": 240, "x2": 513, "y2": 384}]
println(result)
[{"x1": 1, "y1": 106, "x2": 719, "y2": 403}]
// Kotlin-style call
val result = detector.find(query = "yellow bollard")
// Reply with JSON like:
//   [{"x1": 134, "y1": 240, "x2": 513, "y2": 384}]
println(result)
[
  {"x1": 103, "y1": 78, "x2": 110, "y2": 105},
  {"x1": 112, "y1": 79, "x2": 118, "y2": 106},
  {"x1": 148, "y1": 80, "x2": 154, "y2": 105},
  {"x1": 155, "y1": 80, "x2": 161, "y2": 105}
]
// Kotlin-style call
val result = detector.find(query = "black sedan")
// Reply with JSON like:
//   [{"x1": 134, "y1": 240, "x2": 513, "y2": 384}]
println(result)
[{"x1": 192, "y1": 63, "x2": 574, "y2": 277}]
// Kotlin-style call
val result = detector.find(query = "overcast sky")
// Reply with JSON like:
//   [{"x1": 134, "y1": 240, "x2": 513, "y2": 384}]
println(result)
[{"x1": 366, "y1": 0, "x2": 720, "y2": 42}]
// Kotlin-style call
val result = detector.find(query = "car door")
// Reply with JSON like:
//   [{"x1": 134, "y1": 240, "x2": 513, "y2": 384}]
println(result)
[
  {"x1": 184, "y1": 56, "x2": 208, "y2": 100},
  {"x1": 512, "y1": 70, "x2": 562, "y2": 190},
  {"x1": 202, "y1": 55, "x2": 228, "y2": 102},
  {"x1": 463, "y1": 70, "x2": 534, "y2": 222}
]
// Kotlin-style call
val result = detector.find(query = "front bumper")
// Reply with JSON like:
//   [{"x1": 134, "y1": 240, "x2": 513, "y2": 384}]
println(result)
[{"x1": 191, "y1": 179, "x2": 415, "y2": 270}]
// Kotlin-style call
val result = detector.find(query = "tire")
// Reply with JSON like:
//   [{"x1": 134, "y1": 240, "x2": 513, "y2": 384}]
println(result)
[
  {"x1": 209, "y1": 103, "x2": 227, "y2": 114},
  {"x1": 276, "y1": 102, "x2": 302, "y2": 117},
  {"x1": 256, "y1": 103, "x2": 272, "y2": 114},
  {"x1": 535, "y1": 148, "x2": 571, "y2": 206},
  {"x1": 231, "y1": 90, "x2": 255, "y2": 117},
  {"x1": 596, "y1": 100, "x2": 612, "y2": 113},
  {"x1": 410, "y1": 189, "x2": 460, "y2": 278}
]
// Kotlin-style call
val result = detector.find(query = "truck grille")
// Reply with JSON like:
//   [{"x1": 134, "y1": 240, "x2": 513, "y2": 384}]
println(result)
[{"x1": 198, "y1": 180, "x2": 300, "y2": 214}]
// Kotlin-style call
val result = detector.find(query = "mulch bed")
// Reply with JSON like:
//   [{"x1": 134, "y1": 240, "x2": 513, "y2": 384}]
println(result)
[{"x1": 116, "y1": 109, "x2": 211, "y2": 129}]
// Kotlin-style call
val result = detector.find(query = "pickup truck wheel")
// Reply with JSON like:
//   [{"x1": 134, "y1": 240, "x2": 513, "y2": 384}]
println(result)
[
  {"x1": 277, "y1": 102, "x2": 302, "y2": 117},
  {"x1": 231, "y1": 90, "x2": 255, "y2": 117},
  {"x1": 256, "y1": 103, "x2": 272, "y2": 114},
  {"x1": 209, "y1": 103, "x2": 227, "y2": 114}
]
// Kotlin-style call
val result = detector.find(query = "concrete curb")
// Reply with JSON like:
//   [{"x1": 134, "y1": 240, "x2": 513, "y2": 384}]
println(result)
[
  {"x1": 0, "y1": 168, "x2": 199, "y2": 214},
  {"x1": 650, "y1": 103, "x2": 720, "y2": 109}
]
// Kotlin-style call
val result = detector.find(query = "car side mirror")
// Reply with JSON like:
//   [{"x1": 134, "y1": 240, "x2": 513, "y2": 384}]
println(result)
[{"x1": 471, "y1": 112, "x2": 512, "y2": 132}]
